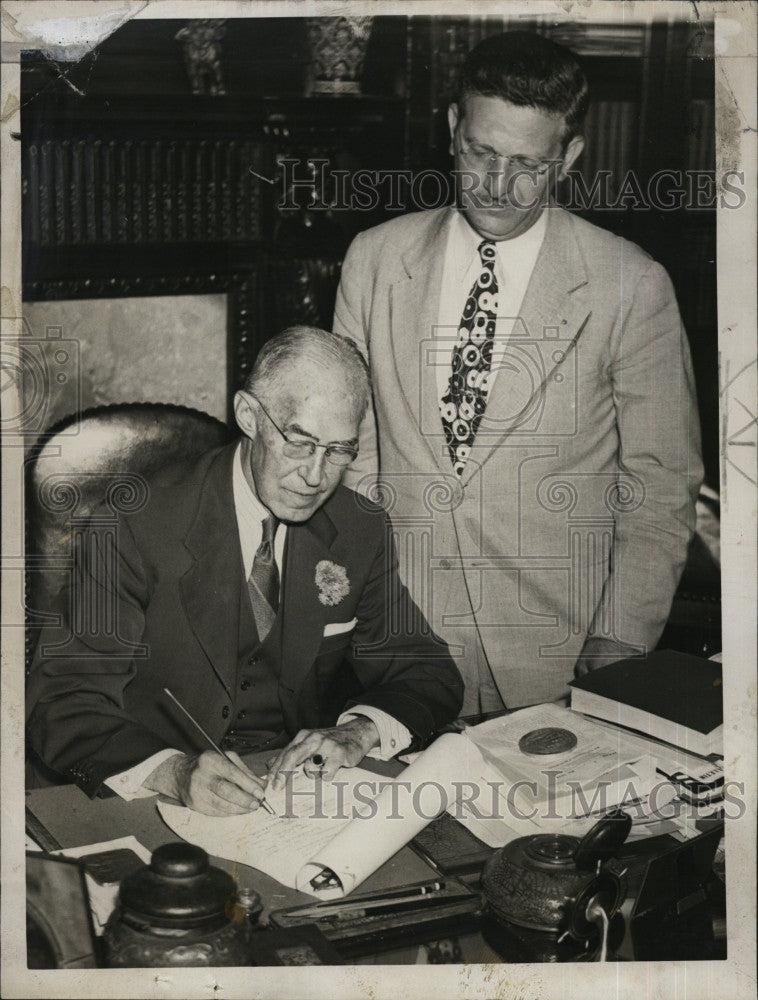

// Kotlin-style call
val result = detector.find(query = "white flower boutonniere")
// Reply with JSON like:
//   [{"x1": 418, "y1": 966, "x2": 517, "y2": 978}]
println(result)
[{"x1": 315, "y1": 560, "x2": 350, "y2": 606}]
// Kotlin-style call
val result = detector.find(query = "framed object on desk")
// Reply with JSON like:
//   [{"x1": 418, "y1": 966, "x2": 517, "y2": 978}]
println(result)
[{"x1": 26, "y1": 852, "x2": 99, "y2": 969}]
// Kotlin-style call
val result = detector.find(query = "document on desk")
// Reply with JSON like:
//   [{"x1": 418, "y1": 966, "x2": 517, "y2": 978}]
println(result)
[
  {"x1": 451, "y1": 703, "x2": 671, "y2": 845},
  {"x1": 158, "y1": 734, "x2": 479, "y2": 898}
]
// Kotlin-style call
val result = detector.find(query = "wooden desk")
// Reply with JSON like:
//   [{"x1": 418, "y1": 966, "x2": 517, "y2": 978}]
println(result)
[
  {"x1": 25, "y1": 775, "x2": 505, "y2": 965},
  {"x1": 24, "y1": 759, "x2": 726, "y2": 966}
]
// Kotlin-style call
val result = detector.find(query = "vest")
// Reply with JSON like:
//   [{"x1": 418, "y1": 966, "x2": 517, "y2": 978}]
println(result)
[{"x1": 220, "y1": 571, "x2": 288, "y2": 754}]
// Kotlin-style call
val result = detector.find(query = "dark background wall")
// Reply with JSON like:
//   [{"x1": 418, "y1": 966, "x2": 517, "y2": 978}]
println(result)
[{"x1": 20, "y1": 14, "x2": 717, "y2": 487}]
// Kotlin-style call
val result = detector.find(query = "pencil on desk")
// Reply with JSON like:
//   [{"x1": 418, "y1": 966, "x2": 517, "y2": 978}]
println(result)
[
  {"x1": 163, "y1": 688, "x2": 275, "y2": 815},
  {"x1": 312, "y1": 880, "x2": 445, "y2": 907},
  {"x1": 288, "y1": 891, "x2": 471, "y2": 921}
]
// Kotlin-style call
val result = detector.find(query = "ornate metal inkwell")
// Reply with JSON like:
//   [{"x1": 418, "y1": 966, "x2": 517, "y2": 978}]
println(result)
[
  {"x1": 481, "y1": 810, "x2": 632, "y2": 962},
  {"x1": 103, "y1": 842, "x2": 261, "y2": 967}
]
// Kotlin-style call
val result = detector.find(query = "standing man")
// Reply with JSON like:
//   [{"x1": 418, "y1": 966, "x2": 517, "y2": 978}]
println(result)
[
  {"x1": 334, "y1": 32, "x2": 702, "y2": 714},
  {"x1": 27, "y1": 327, "x2": 462, "y2": 814}
]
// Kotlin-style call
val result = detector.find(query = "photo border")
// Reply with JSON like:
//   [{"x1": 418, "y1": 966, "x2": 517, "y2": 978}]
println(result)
[{"x1": 2, "y1": 2, "x2": 755, "y2": 998}]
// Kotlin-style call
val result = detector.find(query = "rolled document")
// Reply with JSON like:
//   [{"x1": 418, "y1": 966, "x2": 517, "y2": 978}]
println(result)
[
  {"x1": 158, "y1": 733, "x2": 483, "y2": 898},
  {"x1": 295, "y1": 733, "x2": 480, "y2": 895}
]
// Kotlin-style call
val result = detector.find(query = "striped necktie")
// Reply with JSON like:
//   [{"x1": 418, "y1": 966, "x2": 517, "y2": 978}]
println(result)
[{"x1": 247, "y1": 515, "x2": 279, "y2": 641}]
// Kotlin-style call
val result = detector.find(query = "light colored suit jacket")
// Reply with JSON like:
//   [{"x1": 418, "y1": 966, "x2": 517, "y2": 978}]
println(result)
[{"x1": 334, "y1": 206, "x2": 703, "y2": 708}]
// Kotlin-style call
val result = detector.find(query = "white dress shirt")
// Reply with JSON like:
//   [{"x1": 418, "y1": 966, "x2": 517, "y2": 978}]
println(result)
[
  {"x1": 434, "y1": 209, "x2": 547, "y2": 406},
  {"x1": 106, "y1": 444, "x2": 409, "y2": 799}
]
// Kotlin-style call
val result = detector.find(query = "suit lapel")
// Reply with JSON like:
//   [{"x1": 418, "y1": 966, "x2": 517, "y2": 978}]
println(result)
[
  {"x1": 461, "y1": 207, "x2": 592, "y2": 485},
  {"x1": 278, "y1": 506, "x2": 337, "y2": 695},
  {"x1": 518, "y1": 206, "x2": 592, "y2": 352},
  {"x1": 179, "y1": 443, "x2": 242, "y2": 698},
  {"x1": 390, "y1": 208, "x2": 452, "y2": 472}
]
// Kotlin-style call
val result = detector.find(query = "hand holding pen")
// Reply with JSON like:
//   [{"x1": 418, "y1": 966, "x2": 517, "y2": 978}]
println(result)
[
  {"x1": 171, "y1": 749, "x2": 273, "y2": 817},
  {"x1": 153, "y1": 689, "x2": 275, "y2": 817}
]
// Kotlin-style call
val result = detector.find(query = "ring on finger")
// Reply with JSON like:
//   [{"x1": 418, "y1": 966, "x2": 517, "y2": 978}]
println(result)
[{"x1": 305, "y1": 754, "x2": 325, "y2": 778}]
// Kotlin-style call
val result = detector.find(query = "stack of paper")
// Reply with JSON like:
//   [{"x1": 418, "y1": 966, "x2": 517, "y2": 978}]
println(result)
[
  {"x1": 585, "y1": 716, "x2": 726, "y2": 840},
  {"x1": 449, "y1": 703, "x2": 674, "y2": 847}
]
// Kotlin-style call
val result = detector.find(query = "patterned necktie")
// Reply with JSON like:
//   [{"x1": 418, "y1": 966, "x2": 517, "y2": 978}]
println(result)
[
  {"x1": 247, "y1": 515, "x2": 279, "y2": 641},
  {"x1": 440, "y1": 240, "x2": 499, "y2": 476}
]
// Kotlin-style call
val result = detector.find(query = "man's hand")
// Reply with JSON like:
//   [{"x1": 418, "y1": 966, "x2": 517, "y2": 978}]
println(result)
[
  {"x1": 574, "y1": 637, "x2": 641, "y2": 678},
  {"x1": 266, "y1": 717, "x2": 380, "y2": 791},
  {"x1": 144, "y1": 750, "x2": 267, "y2": 816}
]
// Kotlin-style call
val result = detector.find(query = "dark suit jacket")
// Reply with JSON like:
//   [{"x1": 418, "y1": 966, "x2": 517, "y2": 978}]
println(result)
[{"x1": 26, "y1": 442, "x2": 463, "y2": 796}]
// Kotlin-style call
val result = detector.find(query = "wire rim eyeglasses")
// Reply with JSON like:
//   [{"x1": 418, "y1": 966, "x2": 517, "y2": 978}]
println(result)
[
  {"x1": 251, "y1": 396, "x2": 358, "y2": 468},
  {"x1": 455, "y1": 132, "x2": 563, "y2": 176}
]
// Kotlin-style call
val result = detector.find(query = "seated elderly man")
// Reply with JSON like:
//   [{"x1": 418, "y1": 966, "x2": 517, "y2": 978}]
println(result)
[{"x1": 26, "y1": 327, "x2": 463, "y2": 815}]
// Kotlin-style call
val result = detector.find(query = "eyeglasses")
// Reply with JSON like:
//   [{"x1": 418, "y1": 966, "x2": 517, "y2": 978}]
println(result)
[
  {"x1": 252, "y1": 396, "x2": 358, "y2": 468},
  {"x1": 456, "y1": 132, "x2": 561, "y2": 176}
]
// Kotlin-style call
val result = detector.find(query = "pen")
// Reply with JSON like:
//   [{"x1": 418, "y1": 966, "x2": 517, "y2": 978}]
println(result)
[
  {"x1": 312, "y1": 879, "x2": 445, "y2": 907},
  {"x1": 288, "y1": 892, "x2": 472, "y2": 921},
  {"x1": 163, "y1": 688, "x2": 275, "y2": 815}
]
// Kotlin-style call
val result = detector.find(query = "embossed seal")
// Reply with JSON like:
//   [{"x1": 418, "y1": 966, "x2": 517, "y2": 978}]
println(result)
[{"x1": 518, "y1": 727, "x2": 578, "y2": 755}]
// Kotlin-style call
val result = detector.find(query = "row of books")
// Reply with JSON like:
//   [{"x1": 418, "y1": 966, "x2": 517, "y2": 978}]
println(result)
[{"x1": 22, "y1": 138, "x2": 264, "y2": 246}]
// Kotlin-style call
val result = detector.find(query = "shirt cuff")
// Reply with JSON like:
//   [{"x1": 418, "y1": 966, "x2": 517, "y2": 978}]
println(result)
[
  {"x1": 103, "y1": 748, "x2": 184, "y2": 800},
  {"x1": 337, "y1": 706, "x2": 411, "y2": 761}
]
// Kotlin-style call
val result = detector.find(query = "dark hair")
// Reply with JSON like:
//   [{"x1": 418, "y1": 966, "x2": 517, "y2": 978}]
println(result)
[
  {"x1": 457, "y1": 32, "x2": 589, "y2": 138},
  {"x1": 244, "y1": 326, "x2": 370, "y2": 422}
]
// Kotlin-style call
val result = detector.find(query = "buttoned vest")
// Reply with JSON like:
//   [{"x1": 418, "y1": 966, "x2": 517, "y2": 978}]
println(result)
[{"x1": 221, "y1": 567, "x2": 286, "y2": 752}]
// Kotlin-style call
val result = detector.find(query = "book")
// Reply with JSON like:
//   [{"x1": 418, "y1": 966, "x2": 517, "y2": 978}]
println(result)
[{"x1": 569, "y1": 650, "x2": 723, "y2": 757}]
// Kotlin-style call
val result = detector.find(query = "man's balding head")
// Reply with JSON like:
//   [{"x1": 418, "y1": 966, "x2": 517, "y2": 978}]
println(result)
[
  {"x1": 234, "y1": 327, "x2": 370, "y2": 523},
  {"x1": 243, "y1": 326, "x2": 370, "y2": 428}
]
